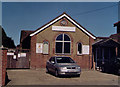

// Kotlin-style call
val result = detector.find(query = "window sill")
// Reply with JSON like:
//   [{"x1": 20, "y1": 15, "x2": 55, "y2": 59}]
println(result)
[
  {"x1": 43, "y1": 53, "x2": 49, "y2": 55},
  {"x1": 77, "y1": 54, "x2": 83, "y2": 56},
  {"x1": 55, "y1": 53, "x2": 71, "y2": 55}
]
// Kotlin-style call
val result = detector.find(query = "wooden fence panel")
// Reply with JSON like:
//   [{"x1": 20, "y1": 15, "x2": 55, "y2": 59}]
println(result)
[{"x1": 7, "y1": 50, "x2": 30, "y2": 69}]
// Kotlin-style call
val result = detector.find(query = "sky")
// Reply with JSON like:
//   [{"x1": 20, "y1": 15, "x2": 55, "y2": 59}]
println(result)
[{"x1": 2, "y1": 2, "x2": 118, "y2": 46}]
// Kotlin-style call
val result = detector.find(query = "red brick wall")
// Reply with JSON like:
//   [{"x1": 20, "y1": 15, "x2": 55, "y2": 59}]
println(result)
[
  {"x1": 0, "y1": 48, "x2": 7, "y2": 86},
  {"x1": 89, "y1": 37, "x2": 95, "y2": 69},
  {"x1": 29, "y1": 18, "x2": 95, "y2": 69},
  {"x1": 30, "y1": 36, "x2": 50, "y2": 69},
  {"x1": 30, "y1": 35, "x2": 38, "y2": 69},
  {"x1": 2, "y1": 48, "x2": 7, "y2": 86},
  {"x1": 30, "y1": 34, "x2": 95, "y2": 69},
  {"x1": 0, "y1": 49, "x2": 2, "y2": 86}
]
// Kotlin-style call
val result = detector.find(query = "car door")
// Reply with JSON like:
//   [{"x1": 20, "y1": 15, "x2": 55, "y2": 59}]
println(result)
[
  {"x1": 47, "y1": 57, "x2": 53, "y2": 72},
  {"x1": 50, "y1": 57, "x2": 56, "y2": 73},
  {"x1": 48, "y1": 57, "x2": 55, "y2": 72}
]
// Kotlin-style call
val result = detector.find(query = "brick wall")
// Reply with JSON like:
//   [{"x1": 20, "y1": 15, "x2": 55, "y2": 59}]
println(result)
[
  {"x1": 0, "y1": 48, "x2": 7, "y2": 86},
  {"x1": 89, "y1": 37, "x2": 95, "y2": 69},
  {"x1": 30, "y1": 35, "x2": 37, "y2": 69},
  {"x1": 0, "y1": 49, "x2": 2, "y2": 87},
  {"x1": 30, "y1": 17, "x2": 95, "y2": 70},
  {"x1": 30, "y1": 35, "x2": 95, "y2": 69}
]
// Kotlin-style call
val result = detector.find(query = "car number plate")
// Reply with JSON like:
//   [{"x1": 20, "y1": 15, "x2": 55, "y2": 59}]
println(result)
[{"x1": 67, "y1": 70, "x2": 76, "y2": 72}]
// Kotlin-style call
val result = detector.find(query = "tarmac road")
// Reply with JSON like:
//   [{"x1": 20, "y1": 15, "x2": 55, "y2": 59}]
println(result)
[{"x1": 6, "y1": 68, "x2": 118, "y2": 85}]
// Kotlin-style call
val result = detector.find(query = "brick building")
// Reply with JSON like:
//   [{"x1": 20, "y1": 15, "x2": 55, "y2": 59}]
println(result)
[
  {"x1": 92, "y1": 21, "x2": 120, "y2": 72},
  {"x1": 20, "y1": 13, "x2": 96, "y2": 69}
]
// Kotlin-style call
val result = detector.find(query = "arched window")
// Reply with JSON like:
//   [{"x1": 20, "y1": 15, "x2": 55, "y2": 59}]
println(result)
[
  {"x1": 77, "y1": 43, "x2": 82, "y2": 54},
  {"x1": 55, "y1": 34, "x2": 71, "y2": 54},
  {"x1": 43, "y1": 41, "x2": 49, "y2": 54}
]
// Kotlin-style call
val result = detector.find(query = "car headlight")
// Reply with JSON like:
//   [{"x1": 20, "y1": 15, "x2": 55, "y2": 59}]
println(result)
[
  {"x1": 77, "y1": 67, "x2": 80, "y2": 69},
  {"x1": 60, "y1": 67, "x2": 67, "y2": 70}
]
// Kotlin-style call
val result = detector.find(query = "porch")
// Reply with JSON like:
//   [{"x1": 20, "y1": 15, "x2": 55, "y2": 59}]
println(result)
[{"x1": 92, "y1": 38, "x2": 120, "y2": 72}]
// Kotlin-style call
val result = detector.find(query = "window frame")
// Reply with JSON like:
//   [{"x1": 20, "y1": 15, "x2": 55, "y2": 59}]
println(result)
[
  {"x1": 77, "y1": 42, "x2": 82, "y2": 55},
  {"x1": 43, "y1": 41, "x2": 49, "y2": 55},
  {"x1": 55, "y1": 33, "x2": 71, "y2": 54}
]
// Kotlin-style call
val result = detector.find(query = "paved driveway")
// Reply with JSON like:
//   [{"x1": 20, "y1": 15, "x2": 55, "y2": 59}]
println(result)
[{"x1": 6, "y1": 69, "x2": 118, "y2": 85}]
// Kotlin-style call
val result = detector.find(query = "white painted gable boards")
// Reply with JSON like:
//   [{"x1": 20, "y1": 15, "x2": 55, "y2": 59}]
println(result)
[{"x1": 30, "y1": 13, "x2": 96, "y2": 39}]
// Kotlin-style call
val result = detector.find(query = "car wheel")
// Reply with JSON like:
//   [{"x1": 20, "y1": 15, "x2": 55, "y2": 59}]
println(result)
[
  {"x1": 117, "y1": 69, "x2": 120, "y2": 75},
  {"x1": 77, "y1": 74, "x2": 80, "y2": 77},
  {"x1": 55, "y1": 69, "x2": 59, "y2": 77},
  {"x1": 46, "y1": 67, "x2": 49, "y2": 73}
]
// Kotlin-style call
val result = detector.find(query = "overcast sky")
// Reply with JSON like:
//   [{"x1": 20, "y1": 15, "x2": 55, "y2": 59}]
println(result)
[{"x1": 2, "y1": 2, "x2": 118, "y2": 46}]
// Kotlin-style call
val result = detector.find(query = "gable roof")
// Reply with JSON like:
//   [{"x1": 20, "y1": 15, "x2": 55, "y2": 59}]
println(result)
[
  {"x1": 97, "y1": 37, "x2": 109, "y2": 39},
  {"x1": 114, "y1": 21, "x2": 120, "y2": 27},
  {"x1": 93, "y1": 38, "x2": 120, "y2": 47},
  {"x1": 30, "y1": 12, "x2": 96, "y2": 39},
  {"x1": 110, "y1": 33, "x2": 120, "y2": 42},
  {"x1": 20, "y1": 30, "x2": 33, "y2": 43}
]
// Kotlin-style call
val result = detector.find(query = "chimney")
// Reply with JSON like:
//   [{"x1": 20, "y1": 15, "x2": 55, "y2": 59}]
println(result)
[{"x1": 114, "y1": 21, "x2": 120, "y2": 34}]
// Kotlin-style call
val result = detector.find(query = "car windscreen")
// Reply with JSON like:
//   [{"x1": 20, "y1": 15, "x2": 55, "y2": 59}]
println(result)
[{"x1": 56, "y1": 57, "x2": 75, "y2": 63}]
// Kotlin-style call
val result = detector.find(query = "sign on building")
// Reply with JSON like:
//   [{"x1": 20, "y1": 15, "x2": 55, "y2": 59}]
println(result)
[
  {"x1": 36, "y1": 43, "x2": 43, "y2": 53},
  {"x1": 7, "y1": 52, "x2": 14, "y2": 55},
  {"x1": 52, "y1": 26, "x2": 76, "y2": 32},
  {"x1": 13, "y1": 55, "x2": 16, "y2": 59},
  {"x1": 82, "y1": 45, "x2": 89, "y2": 54}
]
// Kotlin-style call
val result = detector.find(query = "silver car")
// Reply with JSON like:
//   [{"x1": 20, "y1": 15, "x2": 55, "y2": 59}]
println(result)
[{"x1": 46, "y1": 56, "x2": 81, "y2": 77}]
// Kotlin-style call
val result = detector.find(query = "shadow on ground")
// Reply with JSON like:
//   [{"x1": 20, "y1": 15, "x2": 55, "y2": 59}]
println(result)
[
  {"x1": 100, "y1": 68, "x2": 120, "y2": 76},
  {"x1": 5, "y1": 72, "x2": 11, "y2": 86},
  {"x1": 46, "y1": 71, "x2": 80, "y2": 78}
]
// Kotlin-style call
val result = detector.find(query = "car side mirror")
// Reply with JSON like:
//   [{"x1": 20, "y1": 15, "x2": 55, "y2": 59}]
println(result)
[
  {"x1": 51, "y1": 61, "x2": 55, "y2": 64},
  {"x1": 75, "y1": 61, "x2": 77, "y2": 63}
]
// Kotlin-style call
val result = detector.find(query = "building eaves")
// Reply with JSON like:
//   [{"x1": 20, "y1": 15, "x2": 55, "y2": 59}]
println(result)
[
  {"x1": 30, "y1": 12, "x2": 96, "y2": 39},
  {"x1": 114, "y1": 21, "x2": 120, "y2": 27},
  {"x1": 20, "y1": 30, "x2": 33, "y2": 43}
]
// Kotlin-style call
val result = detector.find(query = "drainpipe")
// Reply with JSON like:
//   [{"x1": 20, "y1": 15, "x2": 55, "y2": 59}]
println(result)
[
  {"x1": 102, "y1": 48, "x2": 104, "y2": 65},
  {"x1": 95, "y1": 48, "x2": 97, "y2": 69}
]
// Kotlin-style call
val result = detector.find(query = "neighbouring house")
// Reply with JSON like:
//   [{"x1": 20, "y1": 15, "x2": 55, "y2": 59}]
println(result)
[
  {"x1": 110, "y1": 21, "x2": 120, "y2": 57},
  {"x1": 1, "y1": 26, "x2": 30, "y2": 69},
  {"x1": 92, "y1": 21, "x2": 120, "y2": 72},
  {"x1": 0, "y1": 26, "x2": 10, "y2": 86},
  {"x1": 92, "y1": 37, "x2": 120, "y2": 71},
  {"x1": 19, "y1": 12, "x2": 96, "y2": 69},
  {"x1": 20, "y1": 30, "x2": 33, "y2": 49},
  {"x1": 2, "y1": 28, "x2": 16, "y2": 48}
]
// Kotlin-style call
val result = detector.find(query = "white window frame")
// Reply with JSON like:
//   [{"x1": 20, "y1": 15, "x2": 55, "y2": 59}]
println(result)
[
  {"x1": 55, "y1": 34, "x2": 71, "y2": 54},
  {"x1": 43, "y1": 41, "x2": 49, "y2": 54}
]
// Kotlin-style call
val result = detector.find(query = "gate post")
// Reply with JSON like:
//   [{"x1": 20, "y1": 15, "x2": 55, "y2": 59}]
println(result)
[
  {"x1": 0, "y1": 47, "x2": 8, "y2": 86},
  {"x1": 0, "y1": 48, "x2": 2, "y2": 87}
]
